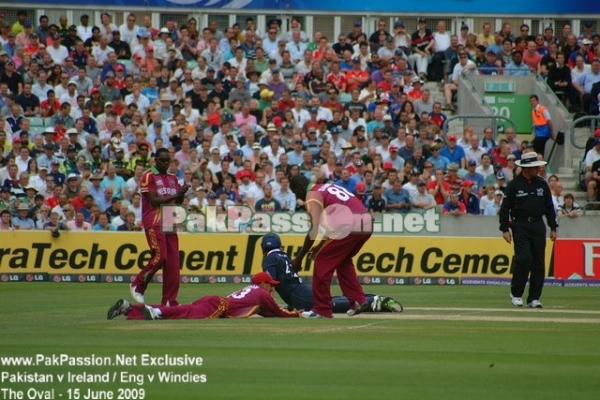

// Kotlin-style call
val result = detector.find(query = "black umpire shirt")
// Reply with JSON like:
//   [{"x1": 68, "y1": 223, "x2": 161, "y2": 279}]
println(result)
[{"x1": 499, "y1": 174, "x2": 558, "y2": 233}]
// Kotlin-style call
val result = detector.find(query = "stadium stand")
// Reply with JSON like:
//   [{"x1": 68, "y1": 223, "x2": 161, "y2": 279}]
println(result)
[{"x1": 1, "y1": 7, "x2": 600, "y2": 233}]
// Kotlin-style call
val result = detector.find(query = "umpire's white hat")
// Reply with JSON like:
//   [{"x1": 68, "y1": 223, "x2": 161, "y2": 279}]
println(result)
[{"x1": 516, "y1": 152, "x2": 547, "y2": 168}]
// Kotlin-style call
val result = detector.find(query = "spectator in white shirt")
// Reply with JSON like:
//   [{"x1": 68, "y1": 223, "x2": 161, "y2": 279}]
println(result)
[
  {"x1": 32, "y1": 71, "x2": 52, "y2": 102},
  {"x1": 119, "y1": 14, "x2": 140, "y2": 48},
  {"x1": 483, "y1": 190, "x2": 504, "y2": 216},
  {"x1": 431, "y1": 22, "x2": 452, "y2": 81},
  {"x1": 274, "y1": 176, "x2": 296, "y2": 211},
  {"x1": 76, "y1": 14, "x2": 93, "y2": 42},
  {"x1": 207, "y1": 148, "x2": 222, "y2": 174},
  {"x1": 291, "y1": 97, "x2": 311, "y2": 127},
  {"x1": 92, "y1": 37, "x2": 114, "y2": 66},
  {"x1": 475, "y1": 154, "x2": 494, "y2": 179},
  {"x1": 59, "y1": 81, "x2": 79, "y2": 108},
  {"x1": 15, "y1": 146, "x2": 31, "y2": 173},
  {"x1": 285, "y1": 30, "x2": 307, "y2": 63},
  {"x1": 47, "y1": 34, "x2": 69, "y2": 64},
  {"x1": 262, "y1": 28, "x2": 280, "y2": 57},
  {"x1": 464, "y1": 135, "x2": 487, "y2": 166},
  {"x1": 443, "y1": 50, "x2": 477, "y2": 110},
  {"x1": 125, "y1": 82, "x2": 150, "y2": 115}
]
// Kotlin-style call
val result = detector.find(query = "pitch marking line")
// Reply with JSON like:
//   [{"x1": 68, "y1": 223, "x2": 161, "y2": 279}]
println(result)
[
  {"x1": 338, "y1": 306, "x2": 600, "y2": 323},
  {"x1": 383, "y1": 314, "x2": 600, "y2": 324},
  {"x1": 107, "y1": 307, "x2": 600, "y2": 328},
  {"x1": 409, "y1": 307, "x2": 600, "y2": 315}
]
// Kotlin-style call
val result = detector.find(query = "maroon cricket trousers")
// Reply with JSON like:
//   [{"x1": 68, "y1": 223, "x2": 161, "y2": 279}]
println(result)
[
  {"x1": 131, "y1": 226, "x2": 180, "y2": 306},
  {"x1": 311, "y1": 232, "x2": 371, "y2": 317}
]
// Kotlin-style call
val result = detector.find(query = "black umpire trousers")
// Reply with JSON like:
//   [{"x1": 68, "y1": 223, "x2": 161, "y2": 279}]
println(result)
[{"x1": 510, "y1": 220, "x2": 547, "y2": 303}]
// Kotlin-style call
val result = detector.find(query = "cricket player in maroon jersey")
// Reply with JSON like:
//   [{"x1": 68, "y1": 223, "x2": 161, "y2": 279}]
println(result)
[
  {"x1": 291, "y1": 180, "x2": 373, "y2": 319},
  {"x1": 130, "y1": 148, "x2": 190, "y2": 306},
  {"x1": 107, "y1": 272, "x2": 300, "y2": 320}
]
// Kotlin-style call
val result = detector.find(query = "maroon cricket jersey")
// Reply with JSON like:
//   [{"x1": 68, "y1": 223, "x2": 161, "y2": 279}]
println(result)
[
  {"x1": 226, "y1": 285, "x2": 299, "y2": 318},
  {"x1": 139, "y1": 167, "x2": 181, "y2": 228},
  {"x1": 307, "y1": 183, "x2": 367, "y2": 213},
  {"x1": 306, "y1": 183, "x2": 372, "y2": 234}
]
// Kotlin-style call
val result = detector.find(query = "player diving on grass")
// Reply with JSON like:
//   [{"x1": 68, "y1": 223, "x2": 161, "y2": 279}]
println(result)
[
  {"x1": 107, "y1": 272, "x2": 300, "y2": 320},
  {"x1": 262, "y1": 234, "x2": 402, "y2": 316}
]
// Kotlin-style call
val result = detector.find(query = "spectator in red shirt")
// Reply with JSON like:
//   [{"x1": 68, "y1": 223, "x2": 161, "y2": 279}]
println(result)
[
  {"x1": 326, "y1": 61, "x2": 347, "y2": 92},
  {"x1": 52, "y1": 118, "x2": 67, "y2": 143},
  {"x1": 376, "y1": 68, "x2": 395, "y2": 92},
  {"x1": 491, "y1": 139, "x2": 511, "y2": 168},
  {"x1": 205, "y1": 101, "x2": 221, "y2": 127},
  {"x1": 406, "y1": 76, "x2": 424, "y2": 101},
  {"x1": 41, "y1": 90, "x2": 61, "y2": 117},
  {"x1": 429, "y1": 102, "x2": 447, "y2": 130},
  {"x1": 322, "y1": 88, "x2": 344, "y2": 115},
  {"x1": 522, "y1": 40, "x2": 542, "y2": 74},
  {"x1": 277, "y1": 89, "x2": 295, "y2": 112},
  {"x1": 312, "y1": 36, "x2": 330, "y2": 61},
  {"x1": 70, "y1": 186, "x2": 89, "y2": 211},
  {"x1": 427, "y1": 167, "x2": 451, "y2": 205},
  {"x1": 44, "y1": 182, "x2": 63, "y2": 209},
  {"x1": 346, "y1": 58, "x2": 369, "y2": 92},
  {"x1": 443, "y1": 162, "x2": 464, "y2": 193},
  {"x1": 113, "y1": 65, "x2": 126, "y2": 89}
]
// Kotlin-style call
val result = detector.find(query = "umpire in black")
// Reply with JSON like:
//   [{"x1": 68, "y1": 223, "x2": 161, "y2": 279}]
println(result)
[{"x1": 499, "y1": 151, "x2": 557, "y2": 308}]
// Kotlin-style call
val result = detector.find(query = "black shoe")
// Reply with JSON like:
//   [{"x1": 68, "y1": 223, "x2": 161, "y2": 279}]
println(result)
[
  {"x1": 107, "y1": 299, "x2": 130, "y2": 320},
  {"x1": 382, "y1": 297, "x2": 403, "y2": 312}
]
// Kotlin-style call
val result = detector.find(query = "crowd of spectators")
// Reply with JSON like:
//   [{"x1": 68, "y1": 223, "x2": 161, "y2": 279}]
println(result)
[{"x1": 0, "y1": 11, "x2": 596, "y2": 232}]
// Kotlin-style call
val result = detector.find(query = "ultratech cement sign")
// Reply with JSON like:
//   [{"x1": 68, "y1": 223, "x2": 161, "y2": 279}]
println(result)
[{"x1": 0, "y1": 232, "x2": 553, "y2": 278}]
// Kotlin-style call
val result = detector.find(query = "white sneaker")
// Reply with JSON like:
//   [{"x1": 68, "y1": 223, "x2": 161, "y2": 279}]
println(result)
[
  {"x1": 302, "y1": 310, "x2": 326, "y2": 318},
  {"x1": 346, "y1": 301, "x2": 369, "y2": 317},
  {"x1": 130, "y1": 285, "x2": 145, "y2": 304},
  {"x1": 143, "y1": 305, "x2": 160, "y2": 320},
  {"x1": 510, "y1": 295, "x2": 523, "y2": 307},
  {"x1": 346, "y1": 307, "x2": 360, "y2": 317},
  {"x1": 528, "y1": 300, "x2": 543, "y2": 308}
]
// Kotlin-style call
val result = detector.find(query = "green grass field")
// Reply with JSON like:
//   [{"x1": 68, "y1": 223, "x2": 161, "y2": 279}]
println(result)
[{"x1": 1, "y1": 283, "x2": 599, "y2": 400}]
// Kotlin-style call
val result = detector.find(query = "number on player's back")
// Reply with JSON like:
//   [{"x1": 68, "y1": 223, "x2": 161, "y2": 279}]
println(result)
[
  {"x1": 319, "y1": 184, "x2": 355, "y2": 201},
  {"x1": 229, "y1": 286, "x2": 252, "y2": 299}
]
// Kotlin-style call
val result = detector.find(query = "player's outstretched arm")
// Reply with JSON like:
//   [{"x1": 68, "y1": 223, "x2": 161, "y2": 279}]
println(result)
[
  {"x1": 291, "y1": 204, "x2": 320, "y2": 271},
  {"x1": 257, "y1": 292, "x2": 300, "y2": 318}
]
